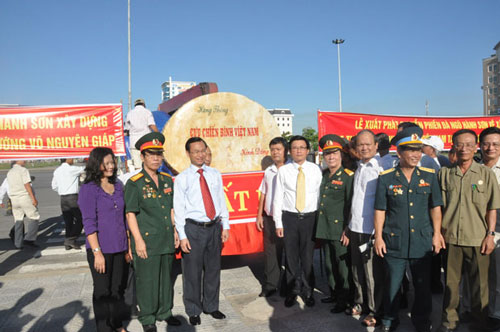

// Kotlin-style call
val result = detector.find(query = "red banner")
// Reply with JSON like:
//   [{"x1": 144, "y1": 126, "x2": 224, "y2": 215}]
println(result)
[
  {"x1": 0, "y1": 104, "x2": 125, "y2": 159},
  {"x1": 221, "y1": 171, "x2": 264, "y2": 255},
  {"x1": 318, "y1": 111, "x2": 500, "y2": 150}
]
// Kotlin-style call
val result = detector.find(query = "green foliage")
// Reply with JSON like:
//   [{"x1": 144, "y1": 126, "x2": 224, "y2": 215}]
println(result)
[
  {"x1": 281, "y1": 131, "x2": 293, "y2": 141},
  {"x1": 302, "y1": 127, "x2": 318, "y2": 151}
]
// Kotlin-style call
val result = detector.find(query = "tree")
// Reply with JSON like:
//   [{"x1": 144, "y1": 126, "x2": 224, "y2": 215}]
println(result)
[
  {"x1": 281, "y1": 131, "x2": 293, "y2": 141},
  {"x1": 302, "y1": 127, "x2": 318, "y2": 151}
]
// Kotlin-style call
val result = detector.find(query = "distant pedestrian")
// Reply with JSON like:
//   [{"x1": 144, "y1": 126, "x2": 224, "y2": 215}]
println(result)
[
  {"x1": 51, "y1": 158, "x2": 85, "y2": 250},
  {"x1": 78, "y1": 147, "x2": 129, "y2": 332},
  {"x1": 124, "y1": 98, "x2": 159, "y2": 170},
  {"x1": 7, "y1": 160, "x2": 40, "y2": 249}
]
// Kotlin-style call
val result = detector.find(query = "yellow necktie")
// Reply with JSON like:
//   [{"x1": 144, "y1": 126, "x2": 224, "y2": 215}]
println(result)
[{"x1": 296, "y1": 166, "x2": 305, "y2": 212}]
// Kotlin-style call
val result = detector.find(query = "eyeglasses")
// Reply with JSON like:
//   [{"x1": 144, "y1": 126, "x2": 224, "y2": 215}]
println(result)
[
  {"x1": 291, "y1": 146, "x2": 308, "y2": 151},
  {"x1": 454, "y1": 143, "x2": 477, "y2": 149},
  {"x1": 480, "y1": 142, "x2": 500, "y2": 148}
]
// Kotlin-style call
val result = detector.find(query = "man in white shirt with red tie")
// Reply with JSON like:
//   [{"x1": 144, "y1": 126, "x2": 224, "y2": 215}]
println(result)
[
  {"x1": 273, "y1": 135, "x2": 322, "y2": 308},
  {"x1": 174, "y1": 137, "x2": 230, "y2": 326}
]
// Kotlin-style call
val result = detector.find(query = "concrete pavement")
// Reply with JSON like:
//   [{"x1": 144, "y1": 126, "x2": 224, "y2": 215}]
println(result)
[{"x1": 0, "y1": 168, "x2": 452, "y2": 331}]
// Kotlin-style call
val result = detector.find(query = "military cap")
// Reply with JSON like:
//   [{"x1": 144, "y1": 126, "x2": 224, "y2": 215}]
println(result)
[
  {"x1": 319, "y1": 134, "x2": 345, "y2": 153},
  {"x1": 135, "y1": 132, "x2": 165, "y2": 151},
  {"x1": 390, "y1": 126, "x2": 423, "y2": 147}
]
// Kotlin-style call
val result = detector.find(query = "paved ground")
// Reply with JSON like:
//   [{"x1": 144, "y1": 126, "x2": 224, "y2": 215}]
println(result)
[{"x1": 0, "y1": 168, "x2": 461, "y2": 332}]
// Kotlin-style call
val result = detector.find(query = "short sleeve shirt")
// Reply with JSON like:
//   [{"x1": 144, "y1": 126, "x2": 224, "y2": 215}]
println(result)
[
  {"x1": 7, "y1": 164, "x2": 31, "y2": 198},
  {"x1": 439, "y1": 161, "x2": 500, "y2": 246}
]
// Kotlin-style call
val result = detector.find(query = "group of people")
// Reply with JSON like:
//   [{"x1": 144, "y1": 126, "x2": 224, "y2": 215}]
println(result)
[
  {"x1": 4, "y1": 107, "x2": 500, "y2": 332},
  {"x1": 257, "y1": 123, "x2": 500, "y2": 332}
]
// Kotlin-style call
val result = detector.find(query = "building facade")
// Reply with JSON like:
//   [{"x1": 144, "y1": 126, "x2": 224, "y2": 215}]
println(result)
[
  {"x1": 268, "y1": 108, "x2": 294, "y2": 135},
  {"x1": 483, "y1": 42, "x2": 500, "y2": 115},
  {"x1": 161, "y1": 78, "x2": 196, "y2": 102}
]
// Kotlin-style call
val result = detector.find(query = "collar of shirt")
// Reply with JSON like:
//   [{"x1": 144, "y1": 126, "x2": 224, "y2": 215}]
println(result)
[
  {"x1": 453, "y1": 160, "x2": 481, "y2": 176},
  {"x1": 358, "y1": 155, "x2": 380, "y2": 168}
]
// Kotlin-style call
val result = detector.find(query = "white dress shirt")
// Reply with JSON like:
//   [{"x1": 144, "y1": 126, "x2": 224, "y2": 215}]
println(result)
[
  {"x1": 174, "y1": 164, "x2": 230, "y2": 240},
  {"x1": 124, "y1": 105, "x2": 156, "y2": 148},
  {"x1": 348, "y1": 156, "x2": 383, "y2": 234},
  {"x1": 273, "y1": 160, "x2": 323, "y2": 229},
  {"x1": 51, "y1": 163, "x2": 85, "y2": 195},
  {"x1": 259, "y1": 162, "x2": 289, "y2": 216}
]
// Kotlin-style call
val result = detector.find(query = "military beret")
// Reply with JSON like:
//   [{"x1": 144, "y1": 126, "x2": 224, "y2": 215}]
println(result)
[
  {"x1": 390, "y1": 126, "x2": 423, "y2": 147},
  {"x1": 135, "y1": 132, "x2": 165, "y2": 151},
  {"x1": 319, "y1": 134, "x2": 345, "y2": 152}
]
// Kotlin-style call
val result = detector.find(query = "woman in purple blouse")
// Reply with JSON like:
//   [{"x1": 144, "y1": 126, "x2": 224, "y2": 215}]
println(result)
[{"x1": 78, "y1": 147, "x2": 129, "y2": 332}]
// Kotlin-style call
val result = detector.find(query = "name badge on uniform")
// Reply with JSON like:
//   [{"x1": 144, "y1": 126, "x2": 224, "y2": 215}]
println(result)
[
  {"x1": 164, "y1": 188, "x2": 172, "y2": 194},
  {"x1": 418, "y1": 179, "x2": 430, "y2": 187},
  {"x1": 332, "y1": 180, "x2": 343, "y2": 185}
]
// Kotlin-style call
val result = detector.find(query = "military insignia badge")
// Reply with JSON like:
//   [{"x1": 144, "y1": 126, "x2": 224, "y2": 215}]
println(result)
[
  {"x1": 332, "y1": 180, "x2": 343, "y2": 185},
  {"x1": 164, "y1": 188, "x2": 172, "y2": 194},
  {"x1": 152, "y1": 138, "x2": 160, "y2": 146},
  {"x1": 478, "y1": 180, "x2": 484, "y2": 185}
]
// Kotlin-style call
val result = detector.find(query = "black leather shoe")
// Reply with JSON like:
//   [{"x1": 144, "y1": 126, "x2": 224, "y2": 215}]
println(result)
[
  {"x1": 284, "y1": 295, "x2": 297, "y2": 307},
  {"x1": 166, "y1": 316, "x2": 181, "y2": 326},
  {"x1": 330, "y1": 302, "x2": 347, "y2": 314},
  {"x1": 259, "y1": 289, "x2": 277, "y2": 297},
  {"x1": 204, "y1": 310, "x2": 226, "y2": 319},
  {"x1": 189, "y1": 315, "x2": 201, "y2": 325},
  {"x1": 142, "y1": 324, "x2": 157, "y2": 332},
  {"x1": 304, "y1": 296, "x2": 315, "y2": 307},
  {"x1": 436, "y1": 326, "x2": 456, "y2": 332},
  {"x1": 321, "y1": 296, "x2": 335, "y2": 303},
  {"x1": 23, "y1": 240, "x2": 39, "y2": 248}
]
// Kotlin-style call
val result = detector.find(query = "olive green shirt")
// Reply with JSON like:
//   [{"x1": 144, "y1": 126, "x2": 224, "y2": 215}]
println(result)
[
  {"x1": 316, "y1": 166, "x2": 354, "y2": 241},
  {"x1": 438, "y1": 161, "x2": 500, "y2": 246},
  {"x1": 124, "y1": 170, "x2": 175, "y2": 255}
]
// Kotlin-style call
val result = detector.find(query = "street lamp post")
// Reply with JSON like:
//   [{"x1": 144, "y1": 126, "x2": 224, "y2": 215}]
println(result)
[{"x1": 332, "y1": 39, "x2": 344, "y2": 112}]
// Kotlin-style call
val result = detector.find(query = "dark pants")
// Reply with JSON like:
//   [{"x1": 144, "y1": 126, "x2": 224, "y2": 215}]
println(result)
[
  {"x1": 382, "y1": 254, "x2": 432, "y2": 329},
  {"x1": 60, "y1": 194, "x2": 83, "y2": 246},
  {"x1": 442, "y1": 244, "x2": 490, "y2": 329},
  {"x1": 133, "y1": 253, "x2": 174, "y2": 325},
  {"x1": 263, "y1": 215, "x2": 285, "y2": 292},
  {"x1": 350, "y1": 231, "x2": 384, "y2": 316},
  {"x1": 182, "y1": 222, "x2": 222, "y2": 316},
  {"x1": 87, "y1": 250, "x2": 128, "y2": 332},
  {"x1": 324, "y1": 239, "x2": 351, "y2": 303},
  {"x1": 282, "y1": 211, "x2": 316, "y2": 297}
]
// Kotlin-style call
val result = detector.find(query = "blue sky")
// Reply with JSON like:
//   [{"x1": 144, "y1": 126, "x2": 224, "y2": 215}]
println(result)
[{"x1": 1, "y1": 0, "x2": 499, "y2": 134}]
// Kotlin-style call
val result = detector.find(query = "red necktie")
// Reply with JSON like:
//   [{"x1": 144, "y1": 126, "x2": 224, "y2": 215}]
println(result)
[{"x1": 198, "y1": 169, "x2": 216, "y2": 220}]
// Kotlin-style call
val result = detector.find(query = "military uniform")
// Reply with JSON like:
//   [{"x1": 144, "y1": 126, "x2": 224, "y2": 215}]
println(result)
[
  {"x1": 124, "y1": 133, "x2": 176, "y2": 327},
  {"x1": 374, "y1": 126, "x2": 443, "y2": 331},
  {"x1": 316, "y1": 166, "x2": 354, "y2": 307}
]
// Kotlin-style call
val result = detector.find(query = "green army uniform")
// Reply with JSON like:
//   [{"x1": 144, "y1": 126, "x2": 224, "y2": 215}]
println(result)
[
  {"x1": 375, "y1": 165, "x2": 443, "y2": 329},
  {"x1": 124, "y1": 132, "x2": 176, "y2": 326},
  {"x1": 316, "y1": 166, "x2": 354, "y2": 305}
]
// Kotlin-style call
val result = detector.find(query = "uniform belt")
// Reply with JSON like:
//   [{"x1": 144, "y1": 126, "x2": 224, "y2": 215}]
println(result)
[
  {"x1": 61, "y1": 193, "x2": 78, "y2": 197},
  {"x1": 186, "y1": 217, "x2": 220, "y2": 228},
  {"x1": 282, "y1": 210, "x2": 316, "y2": 219}
]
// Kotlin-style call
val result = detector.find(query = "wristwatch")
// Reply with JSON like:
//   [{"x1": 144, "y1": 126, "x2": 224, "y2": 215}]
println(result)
[
  {"x1": 93, "y1": 247, "x2": 101, "y2": 252},
  {"x1": 487, "y1": 231, "x2": 496, "y2": 236}
]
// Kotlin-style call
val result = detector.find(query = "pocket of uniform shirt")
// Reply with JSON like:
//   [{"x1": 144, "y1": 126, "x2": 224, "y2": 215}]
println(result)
[
  {"x1": 472, "y1": 185, "x2": 485, "y2": 205},
  {"x1": 416, "y1": 187, "x2": 429, "y2": 195},
  {"x1": 382, "y1": 230, "x2": 401, "y2": 250}
]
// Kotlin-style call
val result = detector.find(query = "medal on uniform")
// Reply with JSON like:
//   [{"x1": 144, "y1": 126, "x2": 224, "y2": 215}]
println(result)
[
  {"x1": 478, "y1": 180, "x2": 484, "y2": 185},
  {"x1": 397, "y1": 188, "x2": 403, "y2": 195},
  {"x1": 145, "y1": 177, "x2": 150, "y2": 183}
]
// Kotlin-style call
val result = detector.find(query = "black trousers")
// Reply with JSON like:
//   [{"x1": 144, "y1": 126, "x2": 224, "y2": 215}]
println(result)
[
  {"x1": 282, "y1": 211, "x2": 316, "y2": 297},
  {"x1": 262, "y1": 215, "x2": 285, "y2": 292},
  {"x1": 60, "y1": 194, "x2": 83, "y2": 245},
  {"x1": 182, "y1": 222, "x2": 222, "y2": 316},
  {"x1": 87, "y1": 250, "x2": 128, "y2": 332}
]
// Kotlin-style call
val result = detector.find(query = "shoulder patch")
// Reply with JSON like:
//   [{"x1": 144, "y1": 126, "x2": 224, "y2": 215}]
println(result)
[
  {"x1": 380, "y1": 168, "x2": 396, "y2": 176},
  {"x1": 130, "y1": 173, "x2": 144, "y2": 182},
  {"x1": 419, "y1": 167, "x2": 435, "y2": 173},
  {"x1": 344, "y1": 168, "x2": 354, "y2": 176},
  {"x1": 159, "y1": 172, "x2": 172, "y2": 178}
]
